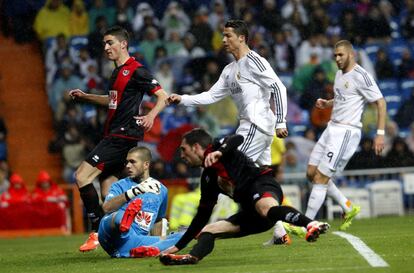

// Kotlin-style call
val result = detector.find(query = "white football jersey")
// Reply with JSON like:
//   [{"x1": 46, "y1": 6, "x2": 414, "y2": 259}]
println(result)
[
  {"x1": 331, "y1": 64, "x2": 383, "y2": 128},
  {"x1": 180, "y1": 50, "x2": 287, "y2": 136}
]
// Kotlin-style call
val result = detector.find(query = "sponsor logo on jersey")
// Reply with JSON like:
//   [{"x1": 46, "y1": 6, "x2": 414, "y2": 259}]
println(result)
[
  {"x1": 135, "y1": 211, "x2": 153, "y2": 231},
  {"x1": 123, "y1": 70, "x2": 130, "y2": 76},
  {"x1": 230, "y1": 82, "x2": 242, "y2": 94},
  {"x1": 109, "y1": 90, "x2": 118, "y2": 109},
  {"x1": 334, "y1": 88, "x2": 346, "y2": 101}
]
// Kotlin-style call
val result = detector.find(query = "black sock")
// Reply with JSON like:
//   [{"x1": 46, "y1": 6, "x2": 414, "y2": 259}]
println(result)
[
  {"x1": 189, "y1": 232, "x2": 215, "y2": 260},
  {"x1": 267, "y1": 206, "x2": 312, "y2": 227},
  {"x1": 79, "y1": 183, "x2": 104, "y2": 231}
]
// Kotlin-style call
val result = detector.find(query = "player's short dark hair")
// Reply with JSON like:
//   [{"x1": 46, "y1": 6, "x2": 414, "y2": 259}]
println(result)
[
  {"x1": 225, "y1": 19, "x2": 249, "y2": 43},
  {"x1": 103, "y1": 25, "x2": 130, "y2": 44},
  {"x1": 183, "y1": 128, "x2": 213, "y2": 149},
  {"x1": 128, "y1": 146, "x2": 152, "y2": 162}
]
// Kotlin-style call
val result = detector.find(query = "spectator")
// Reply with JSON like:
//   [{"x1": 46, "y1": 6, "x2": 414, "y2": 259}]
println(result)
[
  {"x1": 360, "y1": 6, "x2": 391, "y2": 43},
  {"x1": 140, "y1": 102, "x2": 163, "y2": 159},
  {"x1": 140, "y1": 27, "x2": 163, "y2": 67},
  {"x1": 395, "y1": 88, "x2": 414, "y2": 128},
  {"x1": 87, "y1": 15, "x2": 108, "y2": 60},
  {"x1": 260, "y1": 0, "x2": 282, "y2": 33},
  {"x1": 191, "y1": 106, "x2": 220, "y2": 138},
  {"x1": 155, "y1": 61, "x2": 174, "y2": 95},
  {"x1": 362, "y1": 103, "x2": 390, "y2": 136},
  {"x1": 33, "y1": 0, "x2": 70, "y2": 43},
  {"x1": 88, "y1": 0, "x2": 115, "y2": 33},
  {"x1": 62, "y1": 124, "x2": 86, "y2": 183},
  {"x1": 383, "y1": 137, "x2": 414, "y2": 167},
  {"x1": 397, "y1": 48, "x2": 414, "y2": 79},
  {"x1": 0, "y1": 174, "x2": 30, "y2": 206},
  {"x1": 132, "y1": 2, "x2": 159, "y2": 35},
  {"x1": 164, "y1": 30, "x2": 184, "y2": 57},
  {"x1": 208, "y1": 0, "x2": 229, "y2": 31},
  {"x1": 189, "y1": 6, "x2": 214, "y2": 53},
  {"x1": 45, "y1": 33, "x2": 73, "y2": 88},
  {"x1": 0, "y1": 162, "x2": 9, "y2": 195},
  {"x1": 176, "y1": 33, "x2": 206, "y2": 58},
  {"x1": 49, "y1": 63, "x2": 85, "y2": 112},
  {"x1": 346, "y1": 137, "x2": 383, "y2": 170},
  {"x1": 69, "y1": 0, "x2": 89, "y2": 37},
  {"x1": 270, "y1": 135, "x2": 286, "y2": 181},
  {"x1": 74, "y1": 47, "x2": 98, "y2": 78},
  {"x1": 272, "y1": 31, "x2": 295, "y2": 73},
  {"x1": 375, "y1": 48, "x2": 395, "y2": 79},
  {"x1": 383, "y1": 120, "x2": 400, "y2": 156},
  {"x1": 150, "y1": 159, "x2": 172, "y2": 180},
  {"x1": 31, "y1": 170, "x2": 68, "y2": 205},
  {"x1": 161, "y1": 1, "x2": 190, "y2": 41},
  {"x1": 114, "y1": 0, "x2": 134, "y2": 33}
]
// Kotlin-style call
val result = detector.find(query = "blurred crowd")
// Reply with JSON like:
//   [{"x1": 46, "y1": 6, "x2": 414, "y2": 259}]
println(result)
[{"x1": 1, "y1": 0, "x2": 414, "y2": 185}]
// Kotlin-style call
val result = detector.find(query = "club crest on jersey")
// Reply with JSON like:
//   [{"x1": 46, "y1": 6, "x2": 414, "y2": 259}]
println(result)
[
  {"x1": 236, "y1": 72, "x2": 241, "y2": 80},
  {"x1": 344, "y1": 81, "x2": 349, "y2": 89},
  {"x1": 123, "y1": 70, "x2": 130, "y2": 76}
]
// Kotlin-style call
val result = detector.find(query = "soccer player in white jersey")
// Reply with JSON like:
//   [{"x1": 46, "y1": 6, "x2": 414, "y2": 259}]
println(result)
[
  {"x1": 288, "y1": 40, "x2": 386, "y2": 237},
  {"x1": 166, "y1": 19, "x2": 288, "y2": 167}
]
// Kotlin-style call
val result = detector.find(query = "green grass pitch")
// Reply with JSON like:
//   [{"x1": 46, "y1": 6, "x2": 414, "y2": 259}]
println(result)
[{"x1": 1, "y1": 216, "x2": 413, "y2": 273}]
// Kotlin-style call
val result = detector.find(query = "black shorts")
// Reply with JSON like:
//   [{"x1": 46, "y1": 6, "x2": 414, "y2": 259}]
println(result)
[
  {"x1": 85, "y1": 136, "x2": 137, "y2": 178},
  {"x1": 226, "y1": 174, "x2": 284, "y2": 237}
]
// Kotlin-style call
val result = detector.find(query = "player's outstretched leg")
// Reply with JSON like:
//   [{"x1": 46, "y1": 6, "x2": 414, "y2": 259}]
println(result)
[
  {"x1": 130, "y1": 246, "x2": 160, "y2": 258},
  {"x1": 339, "y1": 205, "x2": 361, "y2": 231},
  {"x1": 120, "y1": 198, "x2": 142, "y2": 233},
  {"x1": 305, "y1": 221, "x2": 330, "y2": 242},
  {"x1": 159, "y1": 253, "x2": 199, "y2": 265}
]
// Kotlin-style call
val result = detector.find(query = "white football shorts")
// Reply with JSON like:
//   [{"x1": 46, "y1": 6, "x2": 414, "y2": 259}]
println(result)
[
  {"x1": 236, "y1": 120, "x2": 273, "y2": 166},
  {"x1": 309, "y1": 121, "x2": 361, "y2": 177}
]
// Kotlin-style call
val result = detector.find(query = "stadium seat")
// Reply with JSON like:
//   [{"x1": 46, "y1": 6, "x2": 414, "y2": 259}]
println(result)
[
  {"x1": 378, "y1": 80, "x2": 401, "y2": 118},
  {"x1": 363, "y1": 43, "x2": 386, "y2": 64},
  {"x1": 387, "y1": 40, "x2": 408, "y2": 66},
  {"x1": 400, "y1": 78, "x2": 414, "y2": 100},
  {"x1": 367, "y1": 180, "x2": 404, "y2": 217},
  {"x1": 281, "y1": 184, "x2": 302, "y2": 211},
  {"x1": 326, "y1": 187, "x2": 371, "y2": 220}
]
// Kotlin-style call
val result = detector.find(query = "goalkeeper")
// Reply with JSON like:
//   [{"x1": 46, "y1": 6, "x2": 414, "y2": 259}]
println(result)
[{"x1": 98, "y1": 146, "x2": 182, "y2": 258}]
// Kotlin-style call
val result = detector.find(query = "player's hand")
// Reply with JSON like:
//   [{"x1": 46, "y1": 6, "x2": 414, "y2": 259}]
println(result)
[
  {"x1": 69, "y1": 89, "x2": 86, "y2": 100},
  {"x1": 373, "y1": 134, "x2": 385, "y2": 155},
  {"x1": 161, "y1": 246, "x2": 179, "y2": 254},
  {"x1": 166, "y1": 94, "x2": 182, "y2": 105},
  {"x1": 204, "y1": 151, "x2": 222, "y2": 167},
  {"x1": 315, "y1": 98, "x2": 329, "y2": 109},
  {"x1": 276, "y1": 128, "x2": 288, "y2": 138},
  {"x1": 134, "y1": 114, "x2": 154, "y2": 132},
  {"x1": 125, "y1": 178, "x2": 161, "y2": 200}
]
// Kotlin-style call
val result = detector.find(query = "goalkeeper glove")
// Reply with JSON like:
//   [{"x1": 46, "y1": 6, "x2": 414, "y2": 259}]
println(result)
[{"x1": 125, "y1": 178, "x2": 161, "y2": 201}]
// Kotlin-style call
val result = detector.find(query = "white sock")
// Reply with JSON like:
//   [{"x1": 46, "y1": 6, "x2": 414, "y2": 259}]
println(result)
[
  {"x1": 305, "y1": 183, "x2": 328, "y2": 219},
  {"x1": 273, "y1": 220, "x2": 287, "y2": 238},
  {"x1": 327, "y1": 179, "x2": 351, "y2": 213}
]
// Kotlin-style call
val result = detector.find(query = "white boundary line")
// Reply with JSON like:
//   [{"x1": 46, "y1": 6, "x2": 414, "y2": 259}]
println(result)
[{"x1": 333, "y1": 231, "x2": 389, "y2": 267}]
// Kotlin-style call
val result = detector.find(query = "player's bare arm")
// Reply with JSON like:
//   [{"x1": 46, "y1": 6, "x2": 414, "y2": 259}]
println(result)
[
  {"x1": 373, "y1": 98, "x2": 387, "y2": 155},
  {"x1": 69, "y1": 88, "x2": 110, "y2": 106},
  {"x1": 135, "y1": 89, "x2": 169, "y2": 132},
  {"x1": 165, "y1": 94, "x2": 182, "y2": 105},
  {"x1": 315, "y1": 98, "x2": 334, "y2": 109}
]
